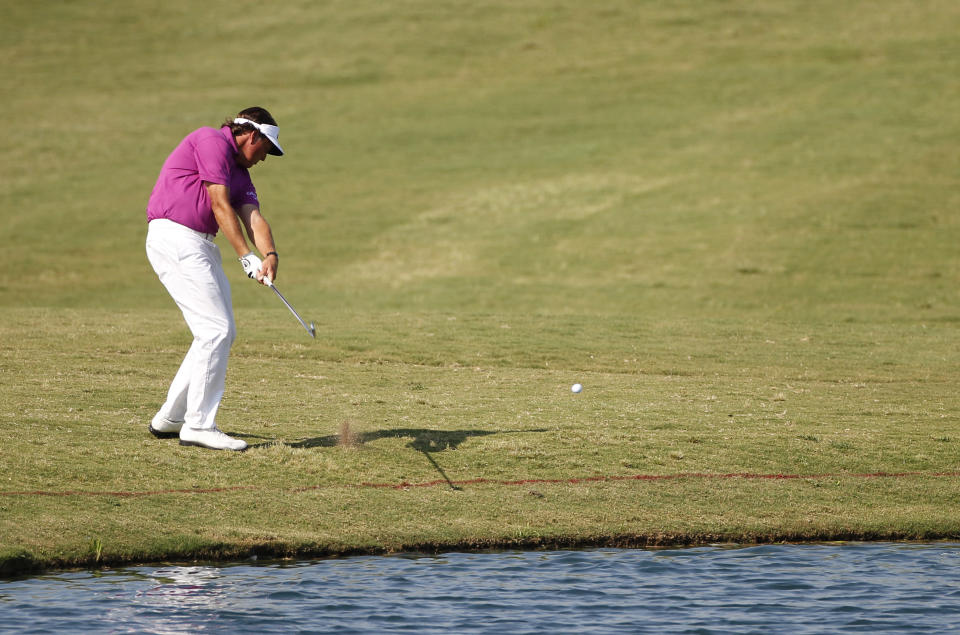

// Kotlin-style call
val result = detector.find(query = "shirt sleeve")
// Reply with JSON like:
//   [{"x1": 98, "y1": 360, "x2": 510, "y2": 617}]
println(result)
[{"x1": 195, "y1": 136, "x2": 232, "y2": 186}]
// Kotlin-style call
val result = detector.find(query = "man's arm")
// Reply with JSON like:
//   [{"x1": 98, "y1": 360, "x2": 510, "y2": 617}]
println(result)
[
  {"x1": 237, "y1": 203, "x2": 278, "y2": 283},
  {"x1": 208, "y1": 183, "x2": 252, "y2": 257},
  {"x1": 206, "y1": 183, "x2": 276, "y2": 283}
]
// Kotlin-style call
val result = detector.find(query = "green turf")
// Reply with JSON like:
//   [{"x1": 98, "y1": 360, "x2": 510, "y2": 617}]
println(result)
[{"x1": 2, "y1": 0, "x2": 960, "y2": 574}]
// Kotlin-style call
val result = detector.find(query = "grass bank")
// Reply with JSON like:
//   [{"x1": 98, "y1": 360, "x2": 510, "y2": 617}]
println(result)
[
  {"x1": 2, "y1": 0, "x2": 960, "y2": 574},
  {"x1": 2, "y1": 308, "x2": 958, "y2": 575}
]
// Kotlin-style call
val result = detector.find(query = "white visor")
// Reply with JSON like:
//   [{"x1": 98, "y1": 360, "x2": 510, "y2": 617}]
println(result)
[{"x1": 234, "y1": 117, "x2": 284, "y2": 156}]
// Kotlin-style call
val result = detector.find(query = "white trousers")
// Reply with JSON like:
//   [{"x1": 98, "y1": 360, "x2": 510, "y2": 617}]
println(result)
[{"x1": 146, "y1": 219, "x2": 236, "y2": 431}]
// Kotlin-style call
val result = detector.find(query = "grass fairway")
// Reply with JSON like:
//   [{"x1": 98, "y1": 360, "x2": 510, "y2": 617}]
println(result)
[{"x1": 3, "y1": 0, "x2": 960, "y2": 573}]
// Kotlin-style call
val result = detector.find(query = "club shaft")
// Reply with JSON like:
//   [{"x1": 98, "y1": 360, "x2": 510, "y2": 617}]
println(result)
[{"x1": 269, "y1": 283, "x2": 315, "y2": 337}]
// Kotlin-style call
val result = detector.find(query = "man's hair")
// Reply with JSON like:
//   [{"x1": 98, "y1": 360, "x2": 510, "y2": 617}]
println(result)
[{"x1": 223, "y1": 106, "x2": 278, "y2": 136}]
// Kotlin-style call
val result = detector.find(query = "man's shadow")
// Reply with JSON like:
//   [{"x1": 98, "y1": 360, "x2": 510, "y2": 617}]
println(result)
[
  {"x1": 248, "y1": 427, "x2": 545, "y2": 490},
  {"x1": 287, "y1": 427, "x2": 493, "y2": 452}
]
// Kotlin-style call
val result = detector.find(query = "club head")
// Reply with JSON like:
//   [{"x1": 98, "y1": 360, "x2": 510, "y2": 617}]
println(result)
[{"x1": 309, "y1": 322, "x2": 316, "y2": 338}]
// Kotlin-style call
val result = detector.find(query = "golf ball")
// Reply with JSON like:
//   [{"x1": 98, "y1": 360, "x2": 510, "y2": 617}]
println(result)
[{"x1": 571, "y1": 383, "x2": 583, "y2": 393}]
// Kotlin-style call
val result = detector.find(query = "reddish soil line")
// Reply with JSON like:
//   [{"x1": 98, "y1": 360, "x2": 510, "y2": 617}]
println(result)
[
  {"x1": 354, "y1": 471, "x2": 960, "y2": 490},
  {"x1": 6, "y1": 471, "x2": 956, "y2": 498}
]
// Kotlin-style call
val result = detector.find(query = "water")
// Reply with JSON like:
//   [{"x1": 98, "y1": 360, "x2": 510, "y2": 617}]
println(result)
[{"x1": 2, "y1": 543, "x2": 960, "y2": 634}]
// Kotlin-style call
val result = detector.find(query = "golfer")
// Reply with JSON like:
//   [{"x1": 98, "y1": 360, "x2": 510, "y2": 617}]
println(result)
[{"x1": 144, "y1": 107, "x2": 284, "y2": 451}]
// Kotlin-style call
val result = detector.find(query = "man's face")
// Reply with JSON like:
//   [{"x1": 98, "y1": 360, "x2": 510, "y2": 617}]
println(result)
[{"x1": 237, "y1": 132, "x2": 273, "y2": 168}]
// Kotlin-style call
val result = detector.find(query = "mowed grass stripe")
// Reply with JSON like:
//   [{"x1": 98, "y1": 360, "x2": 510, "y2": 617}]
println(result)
[{"x1": 4, "y1": 470, "x2": 960, "y2": 498}]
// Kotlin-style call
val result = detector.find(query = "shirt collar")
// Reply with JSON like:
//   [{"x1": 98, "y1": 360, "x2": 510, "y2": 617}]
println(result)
[{"x1": 220, "y1": 125, "x2": 240, "y2": 154}]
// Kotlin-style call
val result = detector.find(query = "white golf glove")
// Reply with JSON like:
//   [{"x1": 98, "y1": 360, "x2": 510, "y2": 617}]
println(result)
[{"x1": 239, "y1": 252, "x2": 263, "y2": 280}]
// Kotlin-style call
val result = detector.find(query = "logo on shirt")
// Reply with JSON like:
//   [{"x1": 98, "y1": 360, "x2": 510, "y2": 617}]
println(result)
[{"x1": 247, "y1": 190, "x2": 258, "y2": 200}]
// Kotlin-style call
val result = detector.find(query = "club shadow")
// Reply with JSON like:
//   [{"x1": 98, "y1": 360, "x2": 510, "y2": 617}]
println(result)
[{"x1": 248, "y1": 427, "x2": 546, "y2": 451}]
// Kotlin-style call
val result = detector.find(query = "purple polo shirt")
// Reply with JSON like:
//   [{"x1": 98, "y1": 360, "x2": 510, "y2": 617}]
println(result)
[{"x1": 146, "y1": 126, "x2": 259, "y2": 235}]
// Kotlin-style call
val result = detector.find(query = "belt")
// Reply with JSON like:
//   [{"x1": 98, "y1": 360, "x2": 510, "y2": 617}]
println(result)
[{"x1": 150, "y1": 218, "x2": 216, "y2": 242}]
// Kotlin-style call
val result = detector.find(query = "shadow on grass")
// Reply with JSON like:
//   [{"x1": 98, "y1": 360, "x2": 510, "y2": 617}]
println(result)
[
  {"x1": 248, "y1": 427, "x2": 544, "y2": 452},
  {"x1": 247, "y1": 427, "x2": 547, "y2": 491}
]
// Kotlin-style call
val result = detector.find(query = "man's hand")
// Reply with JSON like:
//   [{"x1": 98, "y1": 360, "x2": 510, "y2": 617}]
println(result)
[{"x1": 239, "y1": 253, "x2": 264, "y2": 281}]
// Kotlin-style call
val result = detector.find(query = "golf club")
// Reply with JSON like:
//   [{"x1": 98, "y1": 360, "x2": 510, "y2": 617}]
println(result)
[{"x1": 264, "y1": 278, "x2": 315, "y2": 338}]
